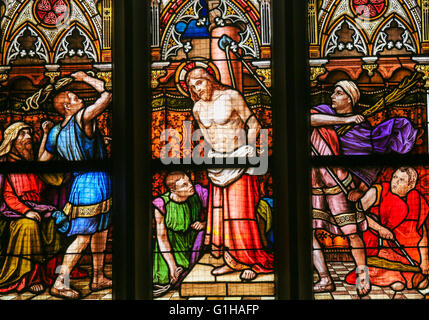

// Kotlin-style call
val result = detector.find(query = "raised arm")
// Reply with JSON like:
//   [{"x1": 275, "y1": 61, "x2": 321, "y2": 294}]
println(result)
[
  {"x1": 71, "y1": 71, "x2": 112, "y2": 128},
  {"x1": 38, "y1": 121, "x2": 55, "y2": 162}
]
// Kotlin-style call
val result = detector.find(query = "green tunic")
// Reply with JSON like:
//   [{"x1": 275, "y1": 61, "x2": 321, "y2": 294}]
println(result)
[{"x1": 153, "y1": 192, "x2": 202, "y2": 285}]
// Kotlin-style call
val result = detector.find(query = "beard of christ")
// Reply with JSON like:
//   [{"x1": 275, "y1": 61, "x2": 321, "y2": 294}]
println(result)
[
  {"x1": 186, "y1": 68, "x2": 228, "y2": 102},
  {"x1": 199, "y1": 85, "x2": 213, "y2": 102}
]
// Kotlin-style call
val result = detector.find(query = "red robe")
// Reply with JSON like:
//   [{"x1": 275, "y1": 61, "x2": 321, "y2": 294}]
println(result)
[
  {"x1": 345, "y1": 183, "x2": 429, "y2": 288},
  {"x1": 205, "y1": 174, "x2": 274, "y2": 273},
  {"x1": 0, "y1": 158, "x2": 86, "y2": 293}
]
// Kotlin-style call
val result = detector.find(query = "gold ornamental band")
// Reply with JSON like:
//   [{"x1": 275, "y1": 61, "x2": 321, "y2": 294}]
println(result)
[
  {"x1": 313, "y1": 208, "x2": 366, "y2": 227},
  {"x1": 63, "y1": 198, "x2": 112, "y2": 219},
  {"x1": 312, "y1": 174, "x2": 353, "y2": 195}
]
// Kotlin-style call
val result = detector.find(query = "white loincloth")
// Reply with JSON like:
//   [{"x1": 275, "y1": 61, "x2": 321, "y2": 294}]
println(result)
[{"x1": 207, "y1": 145, "x2": 261, "y2": 187}]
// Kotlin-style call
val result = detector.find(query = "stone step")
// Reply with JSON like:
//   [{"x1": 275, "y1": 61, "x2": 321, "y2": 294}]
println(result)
[{"x1": 180, "y1": 254, "x2": 275, "y2": 298}]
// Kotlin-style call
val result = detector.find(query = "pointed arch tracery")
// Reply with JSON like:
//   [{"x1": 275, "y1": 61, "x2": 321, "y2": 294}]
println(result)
[
  {"x1": 4, "y1": 22, "x2": 50, "y2": 64},
  {"x1": 1, "y1": 0, "x2": 103, "y2": 65},
  {"x1": 52, "y1": 21, "x2": 100, "y2": 63},
  {"x1": 322, "y1": 15, "x2": 370, "y2": 56},
  {"x1": 371, "y1": 13, "x2": 419, "y2": 55},
  {"x1": 318, "y1": 0, "x2": 421, "y2": 54},
  {"x1": 158, "y1": 0, "x2": 262, "y2": 60}
]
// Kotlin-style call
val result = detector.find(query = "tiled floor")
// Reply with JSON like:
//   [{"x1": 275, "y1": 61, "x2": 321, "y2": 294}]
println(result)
[
  {"x1": 0, "y1": 264, "x2": 112, "y2": 301},
  {"x1": 7, "y1": 260, "x2": 427, "y2": 300},
  {"x1": 314, "y1": 262, "x2": 429, "y2": 300},
  {"x1": 155, "y1": 253, "x2": 276, "y2": 301}
]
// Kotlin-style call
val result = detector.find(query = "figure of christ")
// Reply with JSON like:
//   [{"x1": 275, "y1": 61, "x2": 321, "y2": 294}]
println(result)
[
  {"x1": 186, "y1": 67, "x2": 274, "y2": 281},
  {"x1": 311, "y1": 80, "x2": 418, "y2": 202},
  {"x1": 0, "y1": 122, "x2": 84, "y2": 294},
  {"x1": 38, "y1": 71, "x2": 112, "y2": 299},
  {"x1": 345, "y1": 167, "x2": 429, "y2": 291},
  {"x1": 152, "y1": 171, "x2": 208, "y2": 297}
]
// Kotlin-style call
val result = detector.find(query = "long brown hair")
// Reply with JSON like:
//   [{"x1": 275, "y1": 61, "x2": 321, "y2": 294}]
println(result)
[{"x1": 185, "y1": 67, "x2": 228, "y2": 102}]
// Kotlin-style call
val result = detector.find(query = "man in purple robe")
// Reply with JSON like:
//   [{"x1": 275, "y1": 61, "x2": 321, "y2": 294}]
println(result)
[
  {"x1": 310, "y1": 80, "x2": 418, "y2": 295},
  {"x1": 312, "y1": 80, "x2": 418, "y2": 201}
]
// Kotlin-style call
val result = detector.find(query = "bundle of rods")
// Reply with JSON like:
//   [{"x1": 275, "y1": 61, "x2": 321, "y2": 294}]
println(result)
[{"x1": 337, "y1": 72, "x2": 420, "y2": 136}]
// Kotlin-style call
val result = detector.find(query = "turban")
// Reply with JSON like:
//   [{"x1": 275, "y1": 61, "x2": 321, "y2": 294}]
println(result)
[
  {"x1": 0, "y1": 122, "x2": 32, "y2": 157},
  {"x1": 335, "y1": 80, "x2": 360, "y2": 107}
]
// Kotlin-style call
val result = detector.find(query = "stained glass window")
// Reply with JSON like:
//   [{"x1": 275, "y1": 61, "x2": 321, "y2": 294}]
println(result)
[
  {"x1": 309, "y1": 0, "x2": 429, "y2": 300},
  {"x1": 151, "y1": 0, "x2": 275, "y2": 300},
  {"x1": 0, "y1": 0, "x2": 113, "y2": 300}
]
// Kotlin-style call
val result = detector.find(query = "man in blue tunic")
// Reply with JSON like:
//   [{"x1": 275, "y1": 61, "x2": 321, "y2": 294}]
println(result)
[{"x1": 39, "y1": 71, "x2": 112, "y2": 299}]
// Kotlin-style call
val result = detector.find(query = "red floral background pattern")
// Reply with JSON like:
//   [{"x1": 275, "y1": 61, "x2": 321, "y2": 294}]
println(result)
[
  {"x1": 35, "y1": 0, "x2": 70, "y2": 26},
  {"x1": 351, "y1": 0, "x2": 387, "y2": 19}
]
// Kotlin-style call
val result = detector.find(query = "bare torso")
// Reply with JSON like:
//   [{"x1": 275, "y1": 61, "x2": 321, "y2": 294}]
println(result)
[{"x1": 193, "y1": 89, "x2": 247, "y2": 153}]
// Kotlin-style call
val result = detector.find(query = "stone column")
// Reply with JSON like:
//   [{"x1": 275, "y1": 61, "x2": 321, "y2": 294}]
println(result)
[{"x1": 211, "y1": 26, "x2": 243, "y2": 92}]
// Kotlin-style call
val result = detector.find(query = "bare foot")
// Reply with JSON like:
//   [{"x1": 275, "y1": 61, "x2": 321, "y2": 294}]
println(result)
[
  {"x1": 419, "y1": 278, "x2": 429, "y2": 289},
  {"x1": 240, "y1": 269, "x2": 257, "y2": 281},
  {"x1": 313, "y1": 277, "x2": 335, "y2": 293},
  {"x1": 356, "y1": 267, "x2": 371, "y2": 297},
  {"x1": 50, "y1": 286, "x2": 80, "y2": 299},
  {"x1": 91, "y1": 276, "x2": 112, "y2": 291},
  {"x1": 29, "y1": 283, "x2": 45, "y2": 294},
  {"x1": 50, "y1": 276, "x2": 80, "y2": 300},
  {"x1": 211, "y1": 265, "x2": 234, "y2": 276},
  {"x1": 390, "y1": 281, "x2": 405, "y2": 291}
]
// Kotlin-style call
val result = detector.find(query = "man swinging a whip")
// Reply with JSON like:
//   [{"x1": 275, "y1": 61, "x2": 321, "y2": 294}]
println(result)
[
  {"x1": 311, "y1": 77, "x2": 420, "y2": 297},
  {"x1": 33, "y1": 71, "x2": 112, "y2": 299}
]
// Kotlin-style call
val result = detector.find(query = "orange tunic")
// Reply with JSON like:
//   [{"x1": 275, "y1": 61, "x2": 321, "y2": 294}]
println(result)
[{"x1": 346, "y1": 183, "x2": 429, "y2": 288}]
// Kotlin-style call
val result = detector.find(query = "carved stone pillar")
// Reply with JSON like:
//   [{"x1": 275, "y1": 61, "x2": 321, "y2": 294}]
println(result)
[
  {"x1": 211, "y1": 26, "x2": 243, "y2": 92},
  {"x1": 422, "y1": 0, "x2": 429, "y2": 53},
  {"x1": 101, "y1": 0, "x2": 112, "y2": 62}
]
